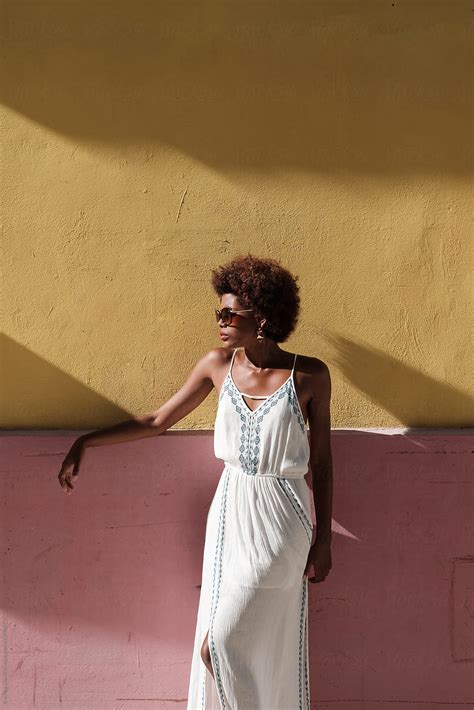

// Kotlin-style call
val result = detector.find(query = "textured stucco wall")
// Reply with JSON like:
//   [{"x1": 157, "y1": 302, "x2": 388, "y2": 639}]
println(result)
[{"x1": 2, "y1": 1, "x2": 473, "y2": 429}]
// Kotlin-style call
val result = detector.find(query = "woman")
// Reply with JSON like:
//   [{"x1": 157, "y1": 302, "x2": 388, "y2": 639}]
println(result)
[{"x1": 58, "y1": 254, "x2": 333, "y2": 709}]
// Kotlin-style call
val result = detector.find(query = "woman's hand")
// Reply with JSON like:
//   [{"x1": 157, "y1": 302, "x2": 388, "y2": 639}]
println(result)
[
  {"x1": 303, "y1": 540, "x2": 332, "y2": 583},
  {"x1": 58, "y1": 437, "x2": 87, "y2": 495}
]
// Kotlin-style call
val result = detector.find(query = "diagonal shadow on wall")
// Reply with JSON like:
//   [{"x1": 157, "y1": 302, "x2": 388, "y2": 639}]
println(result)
[
  {"x1": 1, "y1": 333, "x2": 130, "y2": 428},
  {"x1": 326, "y1": 333, "x2": 474, "y2": 427},
  {"x1": 2, "y1": 0, "x2": 472, "y2": 174}
]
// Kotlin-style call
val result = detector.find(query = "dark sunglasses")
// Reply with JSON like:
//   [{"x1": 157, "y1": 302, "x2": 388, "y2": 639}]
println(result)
[{"x1": 215, "y1": 307, "x2": 253, "y2": 325}]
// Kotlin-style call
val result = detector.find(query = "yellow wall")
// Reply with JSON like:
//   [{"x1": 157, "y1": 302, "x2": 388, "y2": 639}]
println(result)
[{"x1": 2, "y1": 1, "x2": 472, "y2": 429}]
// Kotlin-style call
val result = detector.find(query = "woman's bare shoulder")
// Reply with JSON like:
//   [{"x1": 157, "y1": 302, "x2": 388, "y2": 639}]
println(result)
[
  {"x1": 201, "y1": 347, "x2": 235, "y2": 379},
  {"x1": 297, "y1": 352, "x2": 330, "y2": 375}
]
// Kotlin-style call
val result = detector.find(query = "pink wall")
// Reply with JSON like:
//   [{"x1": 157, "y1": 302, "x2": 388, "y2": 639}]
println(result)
[{"x1": 1, "y1": 430, "x2": 473, "y2": 709}]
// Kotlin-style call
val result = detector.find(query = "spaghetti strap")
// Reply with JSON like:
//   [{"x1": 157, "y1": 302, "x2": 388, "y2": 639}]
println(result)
[
  {"x1": 228, "y1": 350, "x2": 299, "y2": 404},
  {"x1": 291, "y1": 352, "x2": 297, "y2": 375},
  {"x1": 228, "y1": 348, "x2": 238, "y2": 377}
]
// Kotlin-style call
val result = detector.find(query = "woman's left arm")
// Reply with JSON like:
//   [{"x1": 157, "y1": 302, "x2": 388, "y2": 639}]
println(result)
[{"x1": 303, "y1": 361, "x2": 333, "y2": 583}]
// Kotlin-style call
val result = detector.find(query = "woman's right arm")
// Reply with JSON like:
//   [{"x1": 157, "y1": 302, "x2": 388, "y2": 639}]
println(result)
[{"x1": 58, "y1": 348, "x2": 219, "y2": 494}]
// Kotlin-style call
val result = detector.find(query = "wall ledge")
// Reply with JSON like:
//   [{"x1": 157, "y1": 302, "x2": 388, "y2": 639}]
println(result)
[{"x1": 1, "y1": 427, "x2": 473, "y2": 437}]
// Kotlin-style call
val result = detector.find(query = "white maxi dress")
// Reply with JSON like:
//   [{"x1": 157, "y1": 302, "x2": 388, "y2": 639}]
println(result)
[{"x1": 186, "y1": 347, "x2": 313, "y2": 710}]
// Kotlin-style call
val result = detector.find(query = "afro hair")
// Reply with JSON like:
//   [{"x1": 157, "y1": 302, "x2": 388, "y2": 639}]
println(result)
[{"x1": 210, "y1": 253, "x2": 301, "y2": 343}]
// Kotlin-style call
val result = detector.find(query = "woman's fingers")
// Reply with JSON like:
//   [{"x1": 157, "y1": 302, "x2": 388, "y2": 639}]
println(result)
[
  {"x1": 58, "y1": 439, "x2": 85, "y2": 494},
  {"x1": 58, "y1": 469, "x2": 70, "y2": 492},
  {"x1": 58, "y1": 463, "x2": 76, "y2": 494}
]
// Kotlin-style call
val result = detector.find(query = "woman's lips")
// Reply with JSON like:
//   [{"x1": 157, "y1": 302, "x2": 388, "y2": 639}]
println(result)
[{"x1": 219, "y1": 333, "x2": 229, "y2": 339}]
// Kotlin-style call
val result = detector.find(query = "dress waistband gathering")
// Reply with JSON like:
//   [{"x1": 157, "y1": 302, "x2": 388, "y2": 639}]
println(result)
[{"x1": 223, "y1": 463, "x2": 308, "y2": 480}]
